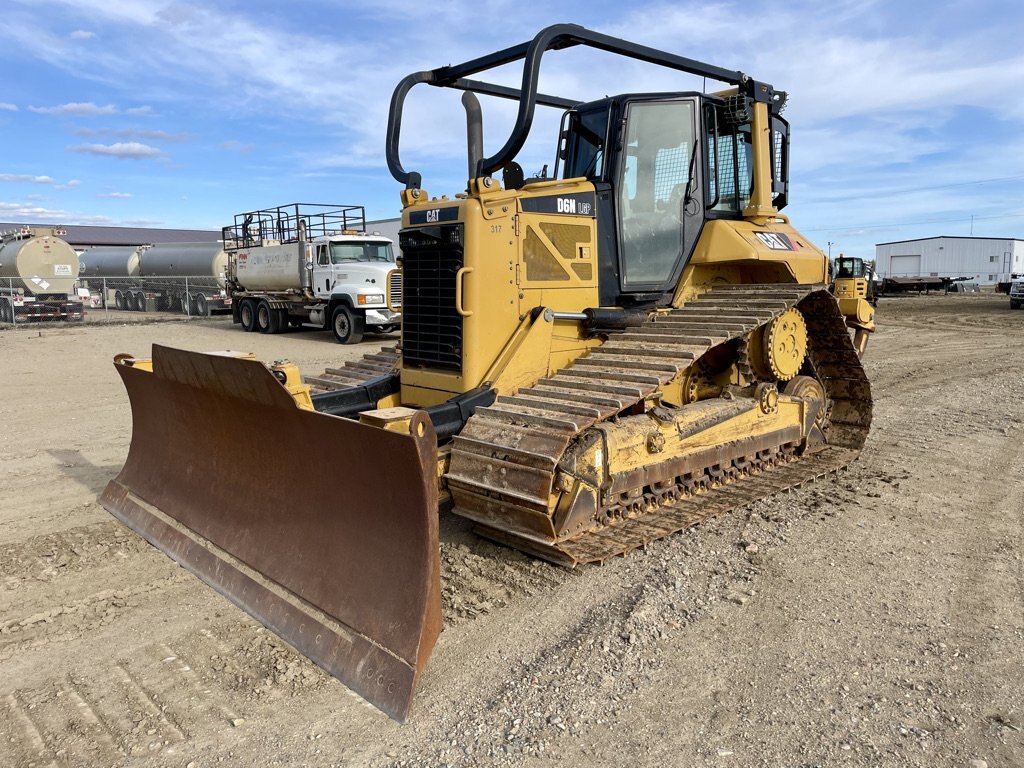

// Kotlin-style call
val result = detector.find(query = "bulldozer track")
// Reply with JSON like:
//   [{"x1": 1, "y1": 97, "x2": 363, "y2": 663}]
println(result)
[
  {"x1": 446, "y1": 284, "x2": 873, "y2": 565},
  {"x1": 303, "y1": 346, "x2": 400, "y2": 391}
]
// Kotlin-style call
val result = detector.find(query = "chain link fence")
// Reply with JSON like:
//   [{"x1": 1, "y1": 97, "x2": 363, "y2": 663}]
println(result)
[{"x1": 0, "y1": 276, "x2": 232, "y2": 327}]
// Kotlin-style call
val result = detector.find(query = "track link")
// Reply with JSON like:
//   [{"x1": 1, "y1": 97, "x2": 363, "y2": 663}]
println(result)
[{"x1": 303, "y1": 346, "x2": 400, "y2": 391}]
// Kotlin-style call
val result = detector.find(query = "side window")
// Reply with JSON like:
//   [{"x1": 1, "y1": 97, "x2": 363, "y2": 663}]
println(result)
[
  {"x1": 618, "y1": 100, "x2": 696, "y2": 286},
  {"x1": 316, "y1": 244, "x2": 328, "y2": 266},
  {"x1": 707, "y1": 115, "x2": 752, "y2": 214},
  {"x1": 562, "y1": 108, "x2": 608, "y2": 180}
]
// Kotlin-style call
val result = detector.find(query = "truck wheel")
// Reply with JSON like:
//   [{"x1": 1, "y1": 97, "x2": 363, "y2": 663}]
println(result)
[
  {"x1": 195, "y1": 294, "x2": 209, "y2": 316},
  {"x1": 257, "y1": 300, "x2": 273, "y2": 333},
  {"x1": 331, "y1": 305, "x2": 364, "y2": 344},
  {"x1": 239, "y1": 299, "x2": 258, "y2": 331},
  {"x1": 115, "y1": 290, "x2": 126, "y2": 310},
  {"x1": 0, "y1": 299, "x2": 10, "y2": 323}
]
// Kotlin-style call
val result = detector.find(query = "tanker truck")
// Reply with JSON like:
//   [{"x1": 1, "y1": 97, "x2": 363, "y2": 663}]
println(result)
[
  {"x1": 78, "y1": 242, "x2": 232, "y2": 315},
  {"x1": 0, "y1": 226, "x2": 85, "y2": 323},
  {"x1": 224, "y1": 203, "x2": 400, "y2": 343}
]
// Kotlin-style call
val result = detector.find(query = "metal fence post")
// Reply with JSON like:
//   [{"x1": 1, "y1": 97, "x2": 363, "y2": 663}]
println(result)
[
  {"x1": 103, "y1": 277, "x2": 108, "y2": 322},
  {"x1": 185, "y1": 275, "x2": 190, "y2": 318},
  {"x1": 9, "y1": 278, "x2": 15, "y2": 329}
]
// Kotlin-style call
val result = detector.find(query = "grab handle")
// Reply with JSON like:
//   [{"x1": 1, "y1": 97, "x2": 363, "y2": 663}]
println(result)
[{"x1": 455, "y1": 267, "x2": 474, "y2": 317}]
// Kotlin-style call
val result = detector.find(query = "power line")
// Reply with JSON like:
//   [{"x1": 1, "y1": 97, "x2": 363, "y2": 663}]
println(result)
[{"x1": 803, "y1": 211, "x2": 1024, "y2": 234}]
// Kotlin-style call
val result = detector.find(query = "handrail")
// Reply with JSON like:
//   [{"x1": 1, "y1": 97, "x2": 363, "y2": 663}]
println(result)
[{"x1": 386, "y1": 23, "x2": 764, "y2": 187}]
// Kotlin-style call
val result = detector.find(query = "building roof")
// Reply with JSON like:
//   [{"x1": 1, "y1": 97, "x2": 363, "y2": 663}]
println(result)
[
  {"x1": 876, "y1": 235, "x2": 1024, "y2": 247},
  {"x1": 0, "y1": 222, "x2": 220, "y2": 247}
]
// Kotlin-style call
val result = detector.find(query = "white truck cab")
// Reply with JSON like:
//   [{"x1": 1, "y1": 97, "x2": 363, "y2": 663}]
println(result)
[{"x1": 307, "y1": 234, "x2": 399, "y2": 341}]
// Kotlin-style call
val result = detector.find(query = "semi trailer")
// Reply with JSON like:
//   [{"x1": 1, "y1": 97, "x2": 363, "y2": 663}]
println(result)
[
  {"x1": 0, "y1": 227, "x2": 84, "y2": 323},
  {"x1": 78, "y1": 242, "x2": 232, "y2": 315},
  {"x1": 224, "y1": 203, "x2": 400, "y2": 343}
]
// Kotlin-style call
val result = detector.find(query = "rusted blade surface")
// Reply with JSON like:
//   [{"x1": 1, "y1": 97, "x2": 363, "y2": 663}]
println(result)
[{"x1": 100, "y1": 345, "x2": 441, "y2": 722}]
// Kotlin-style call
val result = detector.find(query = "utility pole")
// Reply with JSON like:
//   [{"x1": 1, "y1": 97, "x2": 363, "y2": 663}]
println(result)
[{"x1": 827, "y1": 241, "x2": 835, "y2": 258}]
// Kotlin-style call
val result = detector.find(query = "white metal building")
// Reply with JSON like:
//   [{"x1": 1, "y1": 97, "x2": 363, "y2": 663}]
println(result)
[
  {"x1": 366, "y1": 217, "x2": 401, "y2": 244},
  {"x1": 875, "y1": 236, "x2": 1024, "y2": 285}
]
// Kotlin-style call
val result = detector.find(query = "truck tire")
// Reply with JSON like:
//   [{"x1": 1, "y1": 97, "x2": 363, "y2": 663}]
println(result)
[
  {"x1": 331, "y1": 305, "x2": 364, "y2": 344},
  {"x1": 115, "y1": 290, "x2": 126, "y2": 310},
  {"x1": 257, "y1": 300, "x2": 275, "y2": 333},
  {"x1": 195, "y1": 293, "x2": 209, "y2": 316},
  {"x1": 128, "y1": 291, "x2": 140, "y2": 311},
  {"x1": 0, "y1": 298, "x2": 10, "y2": 323},
  {"x1": 239, "y1": 298, "x2": 258, "y2": 331},
  {"x1": 1011, "y1": 300, "x2": 1021, "y2": 310}
]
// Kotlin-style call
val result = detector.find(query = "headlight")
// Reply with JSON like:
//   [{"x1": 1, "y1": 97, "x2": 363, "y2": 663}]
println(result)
[{"x1": 357, "y1": 294, "x2": 385, "y2": 305}]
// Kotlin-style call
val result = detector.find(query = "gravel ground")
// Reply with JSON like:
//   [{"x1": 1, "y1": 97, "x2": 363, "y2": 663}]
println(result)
[{"x1": 1, "y1": 295, "x2": 1022, "y2": 767}]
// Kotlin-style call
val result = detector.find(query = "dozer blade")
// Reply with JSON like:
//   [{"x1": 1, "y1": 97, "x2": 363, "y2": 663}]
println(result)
[{"x1": 100, "y1": 345, "x2": 440, "y2": 722}]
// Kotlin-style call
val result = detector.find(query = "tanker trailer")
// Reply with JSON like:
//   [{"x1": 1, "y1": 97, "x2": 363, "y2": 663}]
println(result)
[
  {"x1": 135, "y1": 242, "x2": 232, "y2": 316},
  {"x1": 77, "y1": 245, "x2": 143, "y2": 310},
  {"x1": 0, "y1": 226, "x2": 84, "y2": 323}
]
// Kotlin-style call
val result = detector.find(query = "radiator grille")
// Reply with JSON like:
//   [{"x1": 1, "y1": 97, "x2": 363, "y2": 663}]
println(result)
[
  {"x1": 388, "y1": 269, "x2": 402, "y2": 309},
  {"x1": 399, "y1": 224, "x2": 464, "y2": 371}
]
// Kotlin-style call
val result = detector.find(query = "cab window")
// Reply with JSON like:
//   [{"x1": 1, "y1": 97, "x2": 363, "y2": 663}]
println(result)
[{"x1": 329, "y1": 242, "x2": 395, "y2": 264}]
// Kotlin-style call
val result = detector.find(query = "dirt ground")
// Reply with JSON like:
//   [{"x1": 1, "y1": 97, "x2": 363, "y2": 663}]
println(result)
[{"x1": 2, "y1": 296, "x2": 1022, "y2": 768}]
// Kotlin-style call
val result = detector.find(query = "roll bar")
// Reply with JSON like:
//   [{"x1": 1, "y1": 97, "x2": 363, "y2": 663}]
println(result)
[{"x1": 386, "y1": 23, "x2": 781, "y2": 187}]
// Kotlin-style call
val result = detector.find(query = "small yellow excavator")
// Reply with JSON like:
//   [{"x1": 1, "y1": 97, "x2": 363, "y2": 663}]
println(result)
[{"x1": 101, "y1": 25, "x2": 872, "y2": 721}]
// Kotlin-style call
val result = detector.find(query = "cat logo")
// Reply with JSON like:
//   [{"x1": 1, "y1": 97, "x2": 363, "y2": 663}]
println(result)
[
  {"x1": 426, "y1": 209, "x2": 440, "y2": 223},
  {"x1": 754, "y1": 231, "x2": 795, "y2": 251}
]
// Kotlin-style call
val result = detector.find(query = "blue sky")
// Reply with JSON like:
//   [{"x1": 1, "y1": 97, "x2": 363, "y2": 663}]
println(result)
[{"x1": 2, "y1": 0, "x2": 1023, "y2": 259}]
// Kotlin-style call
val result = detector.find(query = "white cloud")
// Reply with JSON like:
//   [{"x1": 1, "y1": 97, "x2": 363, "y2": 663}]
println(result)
[
  {"x1": 54, "y1": 179, "x2": 81, "y2": 190},
  {"x1": 68, "y1": 142, "x2": 163, "y2": 158},
  {"x1": 124, "y1": 106, "x2": 155, "y2": 116},
  {"x1": 69, "y1": 29, "x2": 94, "y2": 40},
  {"x1": 0, "y1": 174, "x2": 54, "y2": 183},
  {"x1": 0, "y1": 102, "x2": 17, "y2": 111},
  {"x1": 74, "y1": 126, "x2": 190, "y2": 142},
  {"x1": 0, "y1": 201, "x2": 113, "y2": 225},
  {"x1": 97, "y1": 191, "x2": 132, "y2": 198},
  {"x1": 29, "y1": 101, "x2": 118, "y2": 116}
]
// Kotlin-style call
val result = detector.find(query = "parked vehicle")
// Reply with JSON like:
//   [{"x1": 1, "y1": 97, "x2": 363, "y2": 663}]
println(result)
[
  {"x1": 1010, "y1": 278, "x2": 1024, "y2": 309},
  {"x1": 78, "y1": 242, "x2": 232, "y2": 315},
  {"x1": 224, "y1": 204, "x2": 399, "y2": 343},
  {"x1": 0, "y1": 226, "x2": 84, "y2": 323}
]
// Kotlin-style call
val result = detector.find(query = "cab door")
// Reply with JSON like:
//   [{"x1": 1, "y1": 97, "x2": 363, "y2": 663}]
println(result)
[
  {"x1": 615, "y1": 98, "x2": 703, "y2": 295},
  {"x1": 313, "y1": 242, "x2": 331, "y2": 297}
]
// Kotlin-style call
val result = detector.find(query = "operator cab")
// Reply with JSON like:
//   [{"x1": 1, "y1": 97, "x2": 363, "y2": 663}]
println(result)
[
  {"x1": 558, "y1": 93, "x2": 789, "y2": 305},
  {"x1": 834, "y1": 256, "x2": 866, "y2": 279}
]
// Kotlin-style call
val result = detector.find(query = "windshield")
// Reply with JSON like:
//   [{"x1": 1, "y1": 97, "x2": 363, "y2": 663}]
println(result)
[
  {"x1": 836, "y1": 257, "x2": 864, "y2": 278},
  {"x1": 329, "y1": 241, "x2": 394, "y2": 264}
]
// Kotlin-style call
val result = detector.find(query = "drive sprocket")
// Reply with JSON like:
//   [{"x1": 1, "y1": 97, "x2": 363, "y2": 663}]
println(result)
[{"x1": 748, "y1": 307, "x2": 807, "y2": 381}]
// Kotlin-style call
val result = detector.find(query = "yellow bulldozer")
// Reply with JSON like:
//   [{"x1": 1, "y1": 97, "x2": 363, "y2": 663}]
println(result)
[
  {"x1": 830, "y1": 254, "x2": 876, "y2": 355},
  {"x1": 101, "y1": 25, "x2": 873, "y2": 721}
]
